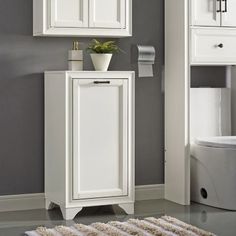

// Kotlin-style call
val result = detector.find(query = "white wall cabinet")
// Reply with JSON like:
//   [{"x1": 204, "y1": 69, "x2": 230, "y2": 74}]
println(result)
[
  {"x1": 191, "y1": 0, "x2": 236, "y2": 27},
  {"x1": 44, "y1": 71, "x2": 135, "y2": 220},
  {"x1": 33, "y1": 0, "x2": 132, "y2": 37}
]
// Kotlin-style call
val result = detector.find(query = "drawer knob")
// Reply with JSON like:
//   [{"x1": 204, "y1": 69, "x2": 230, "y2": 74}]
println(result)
[{"x1": 218, "y1": 43, "x2": 224, "y2": 48}]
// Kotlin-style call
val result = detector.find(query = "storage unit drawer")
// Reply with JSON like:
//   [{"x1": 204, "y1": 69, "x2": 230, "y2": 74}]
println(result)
[{"x1": 191, "y1": 28, "x2": 236, "y2": 65}]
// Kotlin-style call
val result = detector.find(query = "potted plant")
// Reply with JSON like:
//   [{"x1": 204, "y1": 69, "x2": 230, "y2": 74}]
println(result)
[{"x1": 87, "y1": 39, "x2": 120, "y2": 71}]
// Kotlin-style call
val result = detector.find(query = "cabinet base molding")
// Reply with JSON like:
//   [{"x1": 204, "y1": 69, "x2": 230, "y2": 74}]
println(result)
[{"x1": 46, "y1": 199, "x2": 135, "y2": 220}]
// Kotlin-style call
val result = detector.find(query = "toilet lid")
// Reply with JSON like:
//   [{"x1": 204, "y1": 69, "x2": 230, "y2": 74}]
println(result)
[{"x1": 195, "y1": 136, "x2": 236, "y2": 148}]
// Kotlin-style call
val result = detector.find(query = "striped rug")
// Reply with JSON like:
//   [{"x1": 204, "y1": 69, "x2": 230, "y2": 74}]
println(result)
[{"x1": 25, "y1": 215, "x2": 216, "y2": 236}]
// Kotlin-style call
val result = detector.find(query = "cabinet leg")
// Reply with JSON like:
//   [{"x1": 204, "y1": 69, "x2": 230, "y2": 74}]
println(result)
[
  {"x1": 45, "y1": 199, "x2": 54, "y2": 210},
  {"x1": 60, "y1": 207, "x2": 83, "y2": 220},
  {"x1": 118, "y1": 203, "x2": 134, "y2": 215}
]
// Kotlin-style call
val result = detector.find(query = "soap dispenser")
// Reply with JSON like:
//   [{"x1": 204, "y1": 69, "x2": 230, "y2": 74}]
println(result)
[{"x1": 68, "y1": 41, "x2": 83, "y2": 71}]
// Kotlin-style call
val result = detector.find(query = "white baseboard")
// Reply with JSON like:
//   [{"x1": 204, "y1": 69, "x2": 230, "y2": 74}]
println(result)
[
  {"x1": 135, "y1": 184, "x2": 165, "y2": 201},
  {"x1": 0, "y1": 193, "x2": 45, "y2": 212},
  {"x1": 0, "y1": 184, "x2": 165, "y2": 212}
]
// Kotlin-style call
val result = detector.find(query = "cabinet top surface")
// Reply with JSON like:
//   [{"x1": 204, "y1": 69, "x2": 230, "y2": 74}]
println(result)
[
  {"x1": 44, "y1": 71, "x2": 135, "y2": 78},
  {"x1": 45, "y1": 71, "x2": 134, "y2": 74}
]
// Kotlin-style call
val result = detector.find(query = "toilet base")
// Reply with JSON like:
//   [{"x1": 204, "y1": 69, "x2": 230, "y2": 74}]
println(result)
[{"x1": 191, "y1": 143, "x2": 236, "y2": 210}]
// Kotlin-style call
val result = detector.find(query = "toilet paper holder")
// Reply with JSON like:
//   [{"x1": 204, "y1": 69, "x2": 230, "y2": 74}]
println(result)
[{"x1": 131, "y1": 45, "x2": 156, "y2": 77}]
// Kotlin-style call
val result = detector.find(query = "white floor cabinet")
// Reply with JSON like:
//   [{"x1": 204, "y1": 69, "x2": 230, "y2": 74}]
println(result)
[{"x1": 45, "y1": 71, "x2": 135, "y2": 220}]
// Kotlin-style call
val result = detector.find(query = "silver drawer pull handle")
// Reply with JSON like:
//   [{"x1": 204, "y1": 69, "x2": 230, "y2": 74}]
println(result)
[
  {"x1": 217, "y1": 0, "x2": 221, "y2": 12},
  {"x1": 222, "y1": 0, "x2": 227, "y2": 13},
  {"x1": 218, "y1": 43, "x2": 224, "y2": 48},
  {"x1": 93, "y1": 81, "x2": 110, "y2": 84}
]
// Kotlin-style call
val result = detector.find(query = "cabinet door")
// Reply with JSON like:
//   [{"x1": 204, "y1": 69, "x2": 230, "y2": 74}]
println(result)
[
  {"x1": 72, "y1": 79, "x2": 128, "y2": 200},
  {"x1": 191, "y1": 0, "x2": 221, "y2": 26},
  {"x1": 221, "y1": 0, "x2": 236, "y2": 27},
  {"x1": 50, "y1": 0, "x2": 88, "y2": 28},
  {"x1": 89, "y1": 0, "x2": 125, "y2": 28}
]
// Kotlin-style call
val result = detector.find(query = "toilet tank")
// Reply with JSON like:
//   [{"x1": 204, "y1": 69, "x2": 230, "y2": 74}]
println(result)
[{"x1": 190, "y1": 88, "x2": 231, "y2": 141}]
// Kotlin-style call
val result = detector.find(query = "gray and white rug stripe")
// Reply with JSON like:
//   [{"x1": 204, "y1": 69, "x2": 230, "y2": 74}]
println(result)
[{"x1": 25, "y1": 216, "x2": 216, "y2": 236}]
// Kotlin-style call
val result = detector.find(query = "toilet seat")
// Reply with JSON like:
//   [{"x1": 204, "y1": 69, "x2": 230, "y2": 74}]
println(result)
[{"x1": 195, "y1": 136, "x2": 236, "y2": 149}]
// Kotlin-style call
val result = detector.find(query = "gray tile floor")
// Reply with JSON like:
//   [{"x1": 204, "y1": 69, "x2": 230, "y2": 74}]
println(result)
[{"x1": 0, "y1": 200, "x2": 235, "y2": 236}]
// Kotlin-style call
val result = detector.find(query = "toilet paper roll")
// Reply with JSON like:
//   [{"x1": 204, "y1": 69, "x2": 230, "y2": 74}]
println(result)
[{"x1": 138, "y1": 62, "x2": 153, "y2": 77}]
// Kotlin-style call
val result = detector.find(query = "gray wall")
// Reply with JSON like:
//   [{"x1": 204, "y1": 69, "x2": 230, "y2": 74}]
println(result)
[
  {"x1": 0, "y1": 0, "x2": 164, "y2": 195},
  {"x1": 191, "y1": 66, "x2": 226, "y2": 87}
]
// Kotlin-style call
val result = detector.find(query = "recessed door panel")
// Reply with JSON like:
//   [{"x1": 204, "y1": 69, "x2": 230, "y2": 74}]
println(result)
[
  {"x1": 89, "y1": 0, "x2": 125, "y2": 28},
  {"x1": 191, "y1": 0, "x2": 221, "y2": 26},
  {"x1": 50, "y1": 0, "x2": 88, "y2": 28},
  {"x1": 73, "y1": 79, "x2": 128, "y2": 199},
  {"x1": 221, "y1": 0, "x2": 236, "y2": 27}
]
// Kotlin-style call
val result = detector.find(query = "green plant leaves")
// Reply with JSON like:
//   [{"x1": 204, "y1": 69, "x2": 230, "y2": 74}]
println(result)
[{"x1": 87, "y1": 39, "x2": 122, "y2": 54}]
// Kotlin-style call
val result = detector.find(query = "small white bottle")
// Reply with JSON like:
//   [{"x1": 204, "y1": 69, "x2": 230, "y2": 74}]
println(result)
[{"x1": 68, "y1": 41, "x2": 83, "y2": 71}]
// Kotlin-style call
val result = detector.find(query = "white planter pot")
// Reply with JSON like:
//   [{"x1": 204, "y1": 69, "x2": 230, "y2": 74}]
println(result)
[{"x1": 90, "y1": 54, "x2": 113, "y2": 71}]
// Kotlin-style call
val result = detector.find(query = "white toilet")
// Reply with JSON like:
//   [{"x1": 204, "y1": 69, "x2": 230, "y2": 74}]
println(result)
[{"x1": 190, "y1": 88, "x2": 236, "y2": 210}]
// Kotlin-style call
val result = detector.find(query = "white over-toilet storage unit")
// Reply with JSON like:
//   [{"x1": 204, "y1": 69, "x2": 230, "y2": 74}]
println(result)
[
  {"x1": 165, "y1": 0, "x2": 236, "y2": 205},
  {"x1": 45, "y1": 71, "x2": 135, "y2": 220}
]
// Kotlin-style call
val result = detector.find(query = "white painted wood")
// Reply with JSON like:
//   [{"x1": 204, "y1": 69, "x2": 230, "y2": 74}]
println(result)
[
  {"x1": 135, "y1": 184, "x2": 164, "y2": 201},
  {"x1": 191, "y1": 0, "x2": 236, "y2": 27},
  {"x1": 231, "y1": 67, "x2": 236, "y2": 135},
  {"x1": 33, "y1": 0, "x2": 44, "y2": 35},
  {"x1": 165, "y1": 0, "x2": 190, "y2": 205},
  {"x1": 0, "y1": 193, "x2": 45, "y2": 212},
  {"x1": 61, "y1": 207, "x2": 83, "y2": 220},
  {"x1": 191, "y1": 0, "x2": 221, "y2": 26},
  {"x1": 118, "y1": 203, "x2": 134, "y2": 214},
  {"x1": 33, "y1": 0, "x2": 132, "y2": 37},
  {"x1": 44, "y1": 71, "x2": 135, "y2": 220},
  {"x1": 34, "y1": 28, "x2": 132, "y2": 37},
  {"x1": 89, "y1": 0, "x2": 125, "y2": 29},
  {"x1": 72, "y1": 78, "x2": 128, "y2": 200},
  {"x1": 191, "y1": 28, "x2": 236, "y2": 65},
  {"x1": 221, "y1": 0, "x2": 236, "y2": 27},
  {"x1": 50, "y1": 0, "x2": 88, "y2": 28},
  {"x1": 45, "y1": 72, "x2": 68, "y2": 208},
  {"x1": 45, "y1": 199, "x2": 54, "y2": 210}
]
